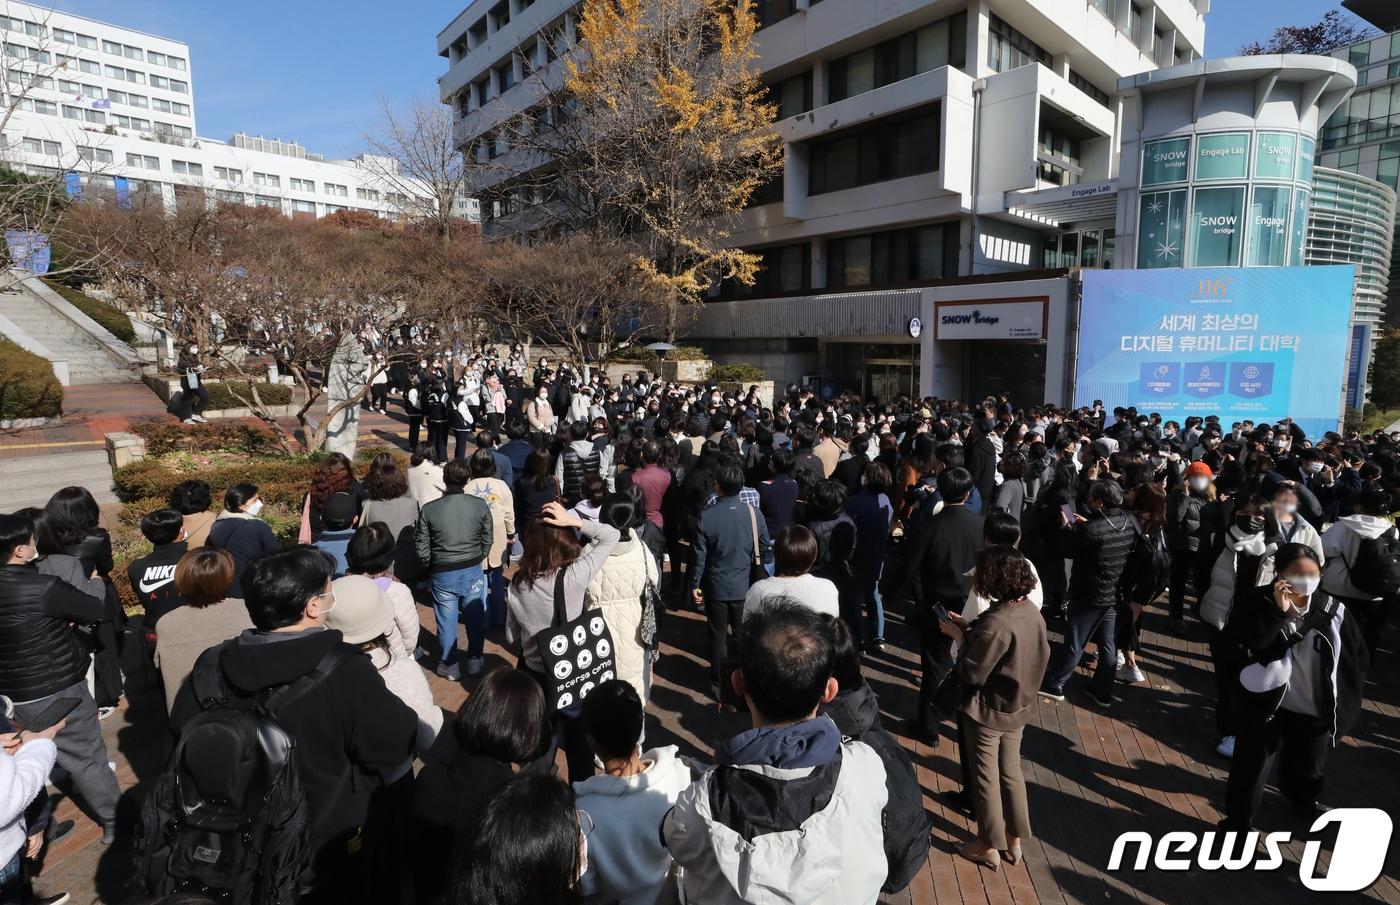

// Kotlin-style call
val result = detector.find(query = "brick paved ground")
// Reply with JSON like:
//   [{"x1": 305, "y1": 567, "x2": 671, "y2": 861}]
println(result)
[
  {"x1": 12, "y1": 389, "x2": 1400, "y2": 904},
  {"x1": 28, "y1": 582, "x2": 1400, "y2": 904}
]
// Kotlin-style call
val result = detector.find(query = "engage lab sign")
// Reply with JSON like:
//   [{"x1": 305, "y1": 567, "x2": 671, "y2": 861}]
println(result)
[
  {"x1": 1074, "y1": 267, "x2": 1354, "y2": 438},
  {"x1": 935, "y1": 298, "x2": 1047, "y2": 341}
]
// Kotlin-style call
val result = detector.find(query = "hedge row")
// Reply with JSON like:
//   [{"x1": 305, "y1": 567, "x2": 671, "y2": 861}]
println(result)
[
  {"x1": 0, "y1": 340, "x2": 62, "y2": 421},
  {"x1": 707, "y1": 363, "x2": 767, "y2": 383},
  {"x1": 205, "y1": 381, "x2": 294, "y2": 409},
  {"x1": 132, "y1": 421, "x2": 280, "y2": 456},
  {"x1": 44, "y1": 281, "x2": 136, "y2": 343},
  {"x1": 113, "y1": 454, "x2": 322, "y2": 505}
]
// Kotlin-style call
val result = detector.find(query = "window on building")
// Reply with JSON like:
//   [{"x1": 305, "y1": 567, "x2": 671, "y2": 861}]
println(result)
[
  {"x1": 292, "y1": 199, "x2": 316, "y2": 214},
  {"x1": 123, "y1": 45, "x2": 142, "y2": 61},
  {"x1": 290, "y1": 177, "x2": 315, "y2": 192},
  {"x1": 769, "y1": 71, "x2": 812, "y2": 119},
  {"x1": 78, "y1": 146, "x2": 113, "y2": 165},
  {"x1": 753, "y1": 0, "x2": 798, "y2": 28},
  {"x1": 21, "y1": 138, "x2": 61, "y2": 156},
  {"x1": 8, "y1": 71, "x2": 53, "y2": 91},
  {"x1": 1350, "y1": 44, "x2": 1371, "y2": 68},
  {"x1": 1089, "y1": 0, "x2": 1121, "y2": 22},
  {"x1": 153, "y1": 98, "x2": 172, "y2": 112},
  {"x1": 807, "y1": 104, "x2": 940, "y2": 195},
  {"x1": 356, "y1": 188, "x2": 381, "y2": 201},
  {"x1": 474, "y1": 78, "x2": 490, "y2": 108},
  {"x1": 496, "y1": 60, "x2": 515, "y2": 93},
  {"x1": 169, "y1": 55, "x2": 186, "y2": 71},
  {"x1": 1037, "y1": 121, "x2": 1082, "y2": 186},
  {"x1": 148, "y1": 51, "x2": 166, "y2": 66},
  {"x1": 828, "y1": 13, "x2": 967, "y2": 103},
  {"x1": 253, "y1": 195, "x2": 280, "y2": 209},
  {"x1": 521, "y1": 40, "x2": 539, "y2": 74},
  {"x1": 4, "y1": 43, "x2": 50, "y2": 64},
  {"x1": 126, "y1": 153, "x2": 159, "y2": 170},
  {"x1": 253, "y1": 172, "x2": 280, "y2": 188},
  {"x1": 721, "y1": 243, "x2": 810, "y2": 297},
  {"x1": 987, "y1": 14, "x2": 1049, "y2": 73},
  {"x1": 170, "y1": 79, "x2": 188, "y2": 94},
  {"x1": 1128, "y1": 4, "x2": 1144, "y2": 46},
  {"x1": 150, "y1": 75, "x2": 169, "y2": 90},
  {"x1": 76, "y1": 58, "x2": 100, "y2": 75},
  {"x1": 1068, "y1": 71, "x2": 1111, "y2": 107},
  {"x1": 62, "y1": 105, "x2": 105, "y2": 125},
  {"x1": 102, "y1": 39, "x2": 122, "y2": 55},
  {"x1": 489, "y1": 1, "x2": 510, "y2": 30},
  {"x1": 324, "y1": 183, "x2": 348, "y2": 197},
  {"x1": 826, "y1": 223, "x2": 958, "y2": 288},
  {"x1": 76, "y1": 33, "x2": 97, "y2": 50},
  {"x1": 214, "y1": 167, "x2": 243, "y2": 181},
  {"x1": 18, "y1": 98, "x2": 57, "y2": 116}
]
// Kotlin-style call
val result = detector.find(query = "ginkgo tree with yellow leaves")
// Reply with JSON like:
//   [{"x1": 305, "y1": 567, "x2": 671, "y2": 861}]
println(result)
[{"x1": 492, "y1": 0, "x2": 783, "y2": 342}]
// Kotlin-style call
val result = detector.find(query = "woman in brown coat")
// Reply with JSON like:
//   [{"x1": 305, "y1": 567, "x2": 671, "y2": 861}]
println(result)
[{"x1": 941, "y1": 544, "x2": 1050, "y2": 870}]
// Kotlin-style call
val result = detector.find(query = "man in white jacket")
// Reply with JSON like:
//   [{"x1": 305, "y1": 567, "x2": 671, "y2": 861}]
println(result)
[
  {"x1": 576, "y1": 680, "x2": 692, "y2": 905},
  {"x1": 662, "y1": 601, "x2": 888, "y2": 905},
  {"x1": 0, "y1": 711, "x2": 64, "y2": 901},
  {"x1": 1320, "y1": 489, "x2": 1396, "y2": 659}
]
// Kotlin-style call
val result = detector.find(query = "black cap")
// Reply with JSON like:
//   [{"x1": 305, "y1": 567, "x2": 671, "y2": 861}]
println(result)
[{"x1": 322, "y1": 492, "x2": 357, "y2": 528}]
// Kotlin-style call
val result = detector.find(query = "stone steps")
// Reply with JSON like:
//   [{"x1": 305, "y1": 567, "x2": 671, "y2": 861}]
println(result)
[
  {"x1": 0, "y1": 449, "x2": 115, "y2": 511},
  {"x1": 0, "y1": 285, "x2": 141, "y2": 385}
]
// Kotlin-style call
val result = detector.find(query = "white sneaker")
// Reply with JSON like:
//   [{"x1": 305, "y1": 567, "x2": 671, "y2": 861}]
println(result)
[
  {"x1": 181, "y1": 419, "x2": 196, "y2": 425},
  {"x1": 1115, "y1": 650, "x2": 1126, "y2": 669},
  {"x1": 1118, "y1": 664, "x2": 1145, "y2": 684},
  {"x1": 1216, "y1": 736, "x2": 1235, "y2": 758},
  {"x1": 191, "y1": 414, "x2": 208, "y2": 423}
]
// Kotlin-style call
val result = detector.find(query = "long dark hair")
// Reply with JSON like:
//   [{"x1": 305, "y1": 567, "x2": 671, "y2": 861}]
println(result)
[
  {"x1": 455, "y1": 773, "x2": 581, "y2": 905},
  {"x1": 42, "y1": 486, "x2": 101, "y2": 548},
  {"x1": 511, "y1": 522, "x2": 582, "y2": 591},
  {"x1": 522, "y1": 450, "x2": 553, "y2": 491}
]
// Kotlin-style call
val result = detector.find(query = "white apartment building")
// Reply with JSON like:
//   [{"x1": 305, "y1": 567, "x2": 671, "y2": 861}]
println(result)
[
  {"x1": 0, "y1": 3, "x2": 461, "y2": 222},
  {"x1": 438, "y1": 0, "x2": 1206, "y2": 394}
]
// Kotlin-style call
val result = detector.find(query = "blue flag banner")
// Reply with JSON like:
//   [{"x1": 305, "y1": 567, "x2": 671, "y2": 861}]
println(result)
[
  {"x1": 5, "y1": 230, "x2": 51, "y2": 275},
  {"x1": 1076, "y1": 266, "x2": 1354, "y2": 438},
  {"x1": 63, "y1": 171, "x2": 81, "y2": 198},
  {"x1": 114, "y1": 176, "x2": 132, "y2": 210}
]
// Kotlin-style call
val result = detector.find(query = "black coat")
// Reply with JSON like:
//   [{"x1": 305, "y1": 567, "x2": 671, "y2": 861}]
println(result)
[
  {"x1": 1226, "y1": 588, "x2": 1368, "y2": 741},
  {"x1": 207, "y1": 515, "x2": 281, "y2": 598},
  {"x1": 170, "y1": 628, "x2": 417, "y2": 850},
  {"x1": 967, "y1": 439, "x2": 998, "y2": 514},
  {"x1": 1064, "y1": 507, "x2": 1140, "y2": 608},
  {"x1": 820, "y1": 682, "x2": 930, "y2": 893},
  {"x1": 411, "y1": 742, "x2": 515, "y2": 905},
  {"x1": 903, "y1": 504, "x2": 984, "y2": 610},
  {"x1": 0, "y1": 564, "x2": 105, "y2": 701}
]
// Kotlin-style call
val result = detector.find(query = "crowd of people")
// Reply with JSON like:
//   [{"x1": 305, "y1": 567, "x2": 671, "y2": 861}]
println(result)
[{"x1": 0, "y1": 347, "x2": 1394, "y2": 904}]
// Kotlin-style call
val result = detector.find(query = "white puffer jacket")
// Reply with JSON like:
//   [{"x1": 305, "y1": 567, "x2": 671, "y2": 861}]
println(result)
[
  {"x1": 368, "y1": 644, "x2": 442, "y2": 760},
  {"x1": 1200, "y1": 528, "x2": 1276, "y2": 630},
  {"x1": 1321, "y1": 514, "x2": 1394, "y2": 601},
  {"x1": 585, "y1": 535, "x2": 659, "y2": 701}
]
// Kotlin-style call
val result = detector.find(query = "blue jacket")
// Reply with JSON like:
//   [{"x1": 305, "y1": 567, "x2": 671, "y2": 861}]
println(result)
[{"x1": 694, "y1": 495, "x2": 772, "y2": 602}]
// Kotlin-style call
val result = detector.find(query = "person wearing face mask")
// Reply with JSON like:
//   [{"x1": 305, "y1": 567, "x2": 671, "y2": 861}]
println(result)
[
  {"x1": 1267, "y1": 485, "x2": 1322, "y2": 555},
  {"x1": 0, "y1": 512, "x2": 119, "y2": 845},
  {"x1": 1320, "y1": 489, "x2": 1398, "y2": 661},
  {"x1": 527, "y1": 381, "x2": 557, "y2": 446},
  {"x1": 176, "y1": 342, "x2": 209, "y2": 425},
  {"x1": 207, "y1": 483, "x2": 280, "y2": 600},
  {"x1": 1220, "y1": 544, "x2": 1368, "y2": 830},
  {"x1": 1199, "y1": 496, "x2": 1277, "y2": 759},
  {"x1": 169, "y1": 546, "x2": 417, "y2": 902}
]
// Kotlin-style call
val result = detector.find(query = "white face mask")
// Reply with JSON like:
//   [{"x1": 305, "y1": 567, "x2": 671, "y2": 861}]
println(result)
[
  {"x1": 1306, "y1": 462, "x2": 1324, "y2": 474},
  {"x1": 246, "y1": 499, "x2": 264, "y2": 516},
  {"x1": 189, "y1": 346, "x2": 198, "y2": 354},
  {"x1": 22, "y1": 543, "x2": 39, "y2": 563},
  {"x1": 1279, "y1": 502, "x2": 1298, "y2": 516},
  {"x1": 1189, "y1": 476, "x2": 1209, "y2": 493},
  {"x1": 1286, "y1": 574, "x2": 1320, "y2": 597}
]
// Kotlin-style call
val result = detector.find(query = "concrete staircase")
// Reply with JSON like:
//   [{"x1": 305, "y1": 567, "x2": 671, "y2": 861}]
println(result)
[
  {"x1": 0, "y1": 448, "x2": 115, "y2": 511},
  {"x1": 0, "y1": 277, "x2": 142, "y2": 385}
]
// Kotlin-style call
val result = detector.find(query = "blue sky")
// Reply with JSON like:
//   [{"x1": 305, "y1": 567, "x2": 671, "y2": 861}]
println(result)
[{"x1": 49, "y1": 1, "x2": 1369, "y2": 160}]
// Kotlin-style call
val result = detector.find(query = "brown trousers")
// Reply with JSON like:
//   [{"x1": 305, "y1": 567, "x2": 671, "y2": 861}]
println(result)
[{"x1": 966, "y1": 717, "x2": 1032, "y2": 850}]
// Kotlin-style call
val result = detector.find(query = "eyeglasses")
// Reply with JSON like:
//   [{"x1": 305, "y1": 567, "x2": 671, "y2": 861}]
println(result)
[{"x1": 576, "y1": 809, "x2": 594, "y2": 840}]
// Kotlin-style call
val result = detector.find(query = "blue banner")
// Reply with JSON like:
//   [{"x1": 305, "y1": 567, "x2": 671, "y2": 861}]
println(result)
[
  {"x1": 1075, "y1": 266, "x2": 1354, "y2": 438},
  {"x1": 1346, "y1": 323, "x2": 1370, "y2": 411},
  {"x1": 63, "y1": 171, "x2": 81, "y2": 198},
  {"x1": 114, "y1": 176, "x2": 132, "y2": 210},
  {"x1": 4, "y1": 230, "x2": 50, "y2": 275}
]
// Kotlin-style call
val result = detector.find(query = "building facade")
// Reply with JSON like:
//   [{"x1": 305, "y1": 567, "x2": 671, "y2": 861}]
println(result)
[
  {"x1": 439, "y1": 0, "x2": 1208, "y2": 396},
  {"x1": 1, "y1": 3, "x2": 457, "y2": 222}
]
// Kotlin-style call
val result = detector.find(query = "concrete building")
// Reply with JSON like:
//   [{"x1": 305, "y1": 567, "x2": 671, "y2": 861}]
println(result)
[
  {"x1": 0, "y1": 3, "x2": 461, "y2": 222},
  {"x1": 438, "y1": 0, "x2": 1208, "y2": 396}
]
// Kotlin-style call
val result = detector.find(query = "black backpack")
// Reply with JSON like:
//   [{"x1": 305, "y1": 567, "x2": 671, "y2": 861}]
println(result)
[
  {"x1": 137, "y1": 642, "x2": 354, "y2": 905},
  {"x1": 1347, "y1": 528, "x2": 1400, "y2": 598}
]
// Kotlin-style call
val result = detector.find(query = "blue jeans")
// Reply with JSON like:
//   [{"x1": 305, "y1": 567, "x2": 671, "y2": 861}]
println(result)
[
  {"x1": 857, "y1": 573, "x2": 886, "y2": 641},
  {"x1": 0, "y1": 851, "x2": 20, "y2": 905},
  {"x1": 1044, "y1": 601, "x2": 1117, "y2": 698},
  {"x1": 430, "y1": 565, "x2": 487, "y2": 666},
  {"x1": 486, "y1": 566, "x2": 506, "y2": 627}
]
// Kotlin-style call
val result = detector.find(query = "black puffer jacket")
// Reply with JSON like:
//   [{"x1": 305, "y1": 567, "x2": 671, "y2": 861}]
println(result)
[
  {"x1": 820, "y1": 682, "x2": 931, "y2": 893},
  {"x1": 1166, "y1": 491, "x2": 1208, "y2": 553},
  {"x1": 0, "y1": 563, "x2": 106, "y2": 700},
  {"x1": 1064, "y1": 507, "x2": 1140, "y2": 608}
]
